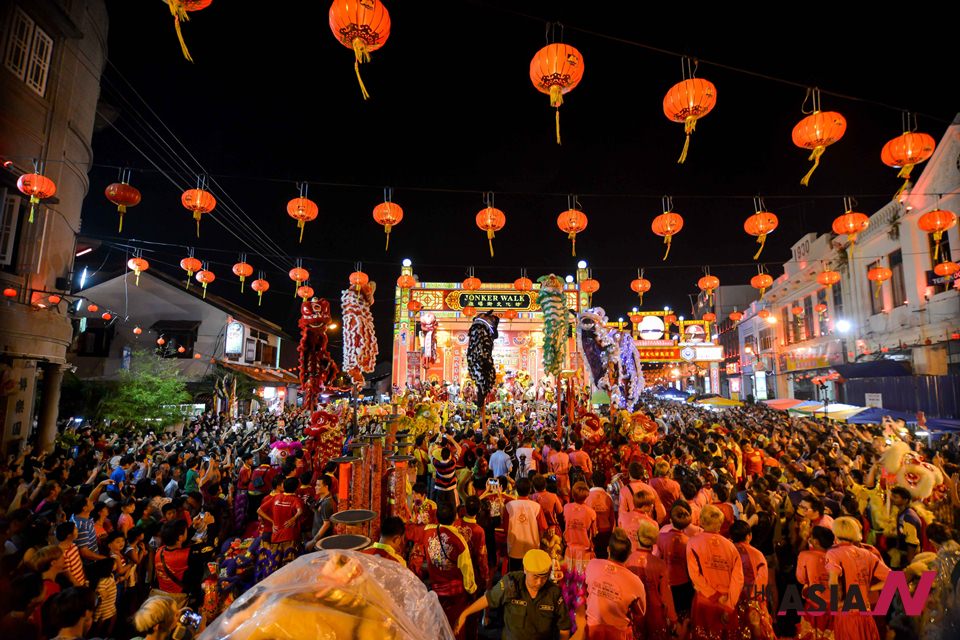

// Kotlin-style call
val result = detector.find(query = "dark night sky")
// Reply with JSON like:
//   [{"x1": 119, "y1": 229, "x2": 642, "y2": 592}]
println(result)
[{"x1": 77, "y1": 1, "x2": 958, "y2": 358}]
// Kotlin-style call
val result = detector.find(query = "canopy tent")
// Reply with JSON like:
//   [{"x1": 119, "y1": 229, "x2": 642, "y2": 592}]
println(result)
[
  {"x1": 696, "y1": 396, "x2": 743, "y2": 407},
  {"x1": 789, "y1": 401, "x2": 825, "y2": 413},
  {"x1": 822, "y1": 403, "x2": 868, "y2": 421},
  {"x1": 763, "y1": 398, "x2": 805, "y2": 411},
  {"x1": 845, "y1": 407, "x2": 918, "y2": 425},
  {"x1": 926, "y1": 417, "x2": 960, "y2": 432}
]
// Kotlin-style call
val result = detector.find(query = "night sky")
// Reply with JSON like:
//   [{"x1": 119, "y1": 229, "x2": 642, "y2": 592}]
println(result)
[{"x1": 77, "y1": 1, "x2": 957, "y2": 360}]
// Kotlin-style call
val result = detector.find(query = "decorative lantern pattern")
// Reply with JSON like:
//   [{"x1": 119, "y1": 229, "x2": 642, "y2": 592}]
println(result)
[
  {"x1": 529, "y1": 40, "x2": 584, "y2": 144},
  {"x1": 372, "y1": 192, "x2": 403, "y2": 251},
  {"x1": 328, "y1": 0, "x2": 391, "y2": 100},
  {"x1": 882, "y1": 129, "x2": 935, "y2": 194},
  {"x1": 867, "y1": 266, "x2": 892, "y2": 298},
  {"x1": 743, "y1": 197, "x2": 778, "y2": 260},
  {"x1": 127, "y1": 256, "x2": 149, "y2": 286},
  {"x1": 476, "y1": 195, "x2": 506, "y2": 257},
  {"x1": 751, "y1": 273, "x2": 774, "y2": 298},
  {"x1": 232, "y1": 258, "x2": 254, "y2": 292},
  {"x1": 251, "y1": 274, "x2": 270, "y2": 306},
  {"x1": 297, "y1": 285, "x2": 315, "y2": 301},
  {"x1": 287, "y1": 191, "x2": 319, "y2": 243},
  {"x1": 557, "y1": 199, "x2": 588, "y2": 256},
  {"x1": 166, "y1": 0, "x2": 212, "y2": 62},
  {"x1": 195, "y1": 267, "x2": 215, "y2": 299},
  {"x1": 918, "y1": 208, "x2": 957, "y2": 261},
  {"x1": 17, "y1": 172, "x2": 57, "y2": 223},
  {"x1": 832, "y1": 201, "x2": 870, "y2": 244},
  {"x1": 105, "y1": 173, "x2": 141, "y2": 232},
  {"x1": 697, "y1": 274, "x2": 719, "y2": 304},
  {"x1": 182, "y1": 186, "x2": 216, "y2": 237},
  {"x1": 289, "y1": 265, "x2": 310, "y2": 296},
  {"x1": 663, "y1": 66, "x2": 717, "y2": 163},
  {"x1": 180, "y1": 254, "x2": 202, "y2": 289},
  {"x1": 349, "y1": 269, "x2": 370, "y2": 289},
  {"x1": 651, "y1": 198, "x2": 684, "y2": 261},
  {"x1": 817, "y1": 269, "x2": 841, "y2": 288},
  {"x1": 396, "y1": 274, "x2": 416, "y2": 289},
  {"x1": 792, "y1": 90, "x2": 846, "y2": 186}
]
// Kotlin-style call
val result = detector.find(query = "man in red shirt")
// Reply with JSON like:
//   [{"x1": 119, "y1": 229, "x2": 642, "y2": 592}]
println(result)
[
  {"x1": 531, "y1": 474, "x2": 563, "y2": 538},
  {"x1": 265, "y1": 478, "x2": 304, "y2": 570},
  {"x1": 457, "y1": 496, "x2": 490, "y2": 590},
  {"x1": 585, "y1": 471, "x2": 615, "y2": 559},
  {"x1": 568, "y1": 439, "x2": 593, "y2": 482},
  {"x1": 423, "y1": 502, "x2": 477, "y2": 633},
  {"x1": 363, "y1": 516, "x2": 408, "y2": 567}
]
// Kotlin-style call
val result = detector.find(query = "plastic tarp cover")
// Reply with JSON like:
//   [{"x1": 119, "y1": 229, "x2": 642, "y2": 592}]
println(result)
[{"x1": 199, "y1": 550, "x2": 455, "y2": 640}]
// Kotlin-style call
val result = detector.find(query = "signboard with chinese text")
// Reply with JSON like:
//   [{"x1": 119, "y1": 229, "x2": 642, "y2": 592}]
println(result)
[{"x1": 225, "y1": 321, "x2": 244, "y2": 355}]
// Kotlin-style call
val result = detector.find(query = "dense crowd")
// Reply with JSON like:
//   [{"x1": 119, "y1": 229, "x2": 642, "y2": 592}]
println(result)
[{"x1": 2, "y1": 395, "x2": 960, "y2": 640}]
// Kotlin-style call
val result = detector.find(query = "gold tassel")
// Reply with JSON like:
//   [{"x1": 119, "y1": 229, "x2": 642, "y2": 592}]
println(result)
[
  {"x1": 202, "y1": 283, "x2": 207, "y2": 299},
  {"x1": 384, "y1": 225, "x2": 391, "y2": 251},
  {"x1": 874, "y1": 282, "x2": 881, "y2": 299},
  {"x1": 555, "y1": 108, "x2": 561, "y2": 145},
  {"x1": 662, "y1": 235, "x2": 672, "y2": 261},
  {"x1": 753, "y1": 234, "x2": 766, "y2": 260},
  {"x1": 549, "y1": 85, "x2": 563, "y2": 108},
  {"x1": 257, "y1": 291, "x2": 263, "y2": 306},
  {"x1": 934, "y1": 232, "x2": 941, "y2": 261},
  {"x1": 352, "y1": 39, "x2": 371, "y2": 100},
  {"x1": 169, "y1": 2, "x2": 194, "y2": 63},
  {"x1": 800, "y1": 146, "x2": 825, "y2": 186},
  {"x1": 897, "y1": 163, "x2": 915, "y2": 180},
  {"x1": 568, "y1": 231, "x2": 576, "y2": 257},
  {"x1": 894, "y1": 179, "x2": 910, "y2": 200},
  {"x1": 118, "y1": 207, "x2": 125, "y2": 232},
  {"x1": 678, "y1": 116, "x2": 698, "y2": 164},
  {"x1": 487, "y1": 229, "x2": 495, "y2": 257},
  {"x1": 28, "y1": 195, "x2": 39, "y2": 223},
  {"x1": 298, "y1": 220, "x2": 305, "y2": 243},
  {"x1": 240, "y1": 277, "x2": 245, "y2": 293},
  {"x1": 135, "y1": 272, "x2": 140, "y2": 286}
]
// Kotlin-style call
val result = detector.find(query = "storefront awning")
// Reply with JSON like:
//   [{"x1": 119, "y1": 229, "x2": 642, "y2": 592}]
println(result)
[
  {"x1": 696, "y1": 396, "x2": 743, "y2": 407},
  {"x1": 217, "y1": 360, "x2": 299, "y2": 385},
  {"x1": 763, "y1": 398, "x2": 804, "y2": 411}
]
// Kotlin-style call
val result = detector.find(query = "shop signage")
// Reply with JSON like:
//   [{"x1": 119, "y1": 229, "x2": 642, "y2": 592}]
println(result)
[
  {"x1": 637, "y1": 346, "x2": 680, "y2": 362},
  {"x1": 781, "y1": 340, "x2": 843, "y2": 372},
  {"x1": 446, "y1": 291, "x2": 537, "y2": 311},
  {"x1": 694, "y1": 345, "x2": 723, "y2": 361},
  {"x1": 926, "y1": 269, "x2": 960, "y2": 287},
  {"x1": 225, "y1": 321, "x2": 244, "y2": 355},
  {"x1": 865, "y1": 393, "x2": 883, "y2": 408}
]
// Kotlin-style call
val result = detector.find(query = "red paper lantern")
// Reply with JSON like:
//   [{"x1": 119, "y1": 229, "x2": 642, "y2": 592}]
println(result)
[
  {"x1": 407, "y1": 299, "x2": 423, "y2": 312},
  {"x1": 166, "y1": 0, "x2": 212, "y2": 62},
  {"x1": 580, "y1": 278, "x2": 600, "y2": 294},
  {"x1": 934, "y1": 261, "x2": 959, "y2": 277},
  {"x1": 329, "y1": 0, "x2": 391, "y2": 100},
  {"x1": 815, "y1": 303, "x2": 828, "y2": 314},
  {"x1": 179, "y1": 256, "x2": 202, "y2": 289},
  {"x1": 2, "y1": 287, "x2": 16, "y2": 298},
  {"x1": 697, "y1": 275, "x2": 719, "y2": 303},
  {"x1": 47, "y1": 294, "x2": 61, "y2": 304},
  {"x1": 702, "y1": 312, "x2": 717, "y2": 322},
  {"x1": 105, "y1": 181, "x2": 141, "y2": 232},
  {"x1": 791, "y1": 305, "x2": 804, "y2": 315},
  {"x1": 651, "y1": 212, "x2": 684, "y2": 260},
  {"x1": 557, "y1": 209, "x2": 588, "y2": 256},
  {"x1": 867, "y1": 266, "x2": 892, "y2": 298},
  {"x1": 728, "y1": 310, "x2": 743, "y2": 322},
  {"x1": 195, "y1": 269, "x2": 215, "y2": 299},
  {"x1": 133, "y1": 326, "x2": 142, "y2": 335},
  {"x1": 663, "y1": 77, "x2": 717, "y2": 163},
  {"x1": 628, "y1": 313, "x2": 643, "y2": 325},
  {"x1": 530, "y1": 42, "x2": 584, "y2": 144},
  {"x1": 514, "y1": 276, "x2": 533, "y2": 292},
  {"x1": 630, "y1": 277, "x2": 652, "y2": 305},
  {"x1": 17, "y1": 172, "x2": 56, "y2": 223},
  {"x1": 743, "y1": 210, "x2": 779, "y2": 260},
  {"x1": 396, "y1": 274, "x2": 416, "y2": 289},
  {"x1": 462, "y1": 305, "x2": 476, "y2": 317},
  {"x1": 792, "y1": 105, "x2": 847, "y2": 186},
  {"x1": 177, "y1": 346, "x2": 186, "y2": 353},
  {"x1": 476, "y1": 206, "x2": 506, "y2": 257},
  {"x1": 232, "y1": 261, "x2": 254, "y2": 291},
  {"x1": 251, "y1": 277, "x2": 270, "y2": 306},
  {"x1": 832, "y1": 211, "x2": 870, "y2": 244},
  {"x1": 101, "y1": 312, "x2": 112, "y2": 321},
  {"x1": 181, "y1": 188, "x2": 216, "y2": 237},
  {"x1": 287, "y1": 196, "x2": 319, "y2": 243},
  {"x1": 758, "y1": 309, "x2": 771, "y2": 320},
  {"x1": 289, "y1": 267, "x2": 310, "y2": 294},
  {"x1": 881, "y1": 131, "x2": 935, "y2": 182},
  {"x1": 87, "y1": 303, "x2": 99, "y2": 313},
  {"x1": 372, "y1": 200, "x2": 403, "y2": 251},
  {"x1": 157, "y1": 337, "x2": 165, "y2": 346},
  {"x1": 462, "y1": 276, "x2": 482, "y2": 291},
  {"x1": 918, "y1": 209, "x2": 957, "y2": 261},
  {"x1": 127, "y1": 257, "x2": 149, "y2": 286},
  {"x1": 349, "y1": 271, "x2": 369, "y2": 288},
  {"x1": 502, "y1": 309, "x2": 518, "y2": 319},
  {"x1": 194, "y1": 353, "x2": 202, "y2": 359},
  {"x1": 817, "y1": 270, "x2": 842, "y2": 288},
  {"x1": 751, "y1": 273, "x2": 774, "y2": 298},
  {"x1": 297, "y1": 285, "x2": 315, "y2": 301},
  {"x1": 664, "y1": 314, "x2": 677, "y2": 325}
]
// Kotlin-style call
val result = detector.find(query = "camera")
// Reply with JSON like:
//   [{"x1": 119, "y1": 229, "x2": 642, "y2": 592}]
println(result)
[{"x1": 179, "y1": 610, "x2": 202, "y2": 630}]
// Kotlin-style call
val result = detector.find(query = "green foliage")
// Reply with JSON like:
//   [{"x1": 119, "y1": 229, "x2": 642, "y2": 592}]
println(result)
[{"x1": 98, "y1": 350, "x2": 192, "y2": 434}]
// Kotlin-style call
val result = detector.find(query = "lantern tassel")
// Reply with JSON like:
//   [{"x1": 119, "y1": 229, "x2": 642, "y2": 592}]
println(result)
[
  {"x1": 257, "y1": 291, "x2": 263, "y2": 307},
  {"x1": 135, "y1": 271, "x2": 140, "y2": 286},
  {"x1": 934, "y1": 232, "x2": 942, "y2": 261},
  {"x1": 753, "y1": 233, "x2": 767, "y2": 260},
  {"x1": 568, "y1": 231, "x2": 576, "y2": 257},
  {"x1": 894, "y1": 179, "x2": 910, "y2": 200},
  {"x1": 240, "y1": 277, "x2": 245, "y2": 293},
  {"x1": 662, "y1": 235, "x2": 672, "y2": 261},
  {"x1": 897, "y1": 163, "x2": 915, "y2": 180},
  {"x1": 384, "y1": 227, "x2": 391, "y2": 251},
  {"x1": 800, "y1": 146, "x2": 825, "y2": 186},
  {"x1": 678, "y1": 116, "x2": 698, "y2": 164},
  {"x1": 28, "y1": 195, "x2": 39, "y2": 223},
  {"x1": 298, "y1": 220, "x2": 305, "y2": 243},
  {"x1": 168, "y1": 1, "x2": 194, "y2": 63},
  {"x1": 874, "y1": 282, "x2": 881, "y2": 299},
  {"x1": 487, "y1": 229, "x2": 495, "y2": 257},
  {"x1": 352, "y1": 39, "x2": 371, "y2": 100},
  {"x1": 194, "y1": 212, "x2": 201, "y2": 238},
  {"x1": 202, "y1": 283, "x2": 207, "y2": 299},
  {"x1": 118, "y1": 212, "x2": 124, "y2": 233},
  {"x1": 555, "y1": 108, "x2": 561, "y2": 145}
]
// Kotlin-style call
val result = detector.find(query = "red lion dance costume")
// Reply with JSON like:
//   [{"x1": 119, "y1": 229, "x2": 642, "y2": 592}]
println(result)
[
  {"x1": 298, "y1": 298, "x2": 340, "y2": 410},
  {"x1": 341, "y1": 281, "x2": 378, "y2": 384},
  {"x1": 578, "y1": 412, "x2": 616, "y2": 483}
]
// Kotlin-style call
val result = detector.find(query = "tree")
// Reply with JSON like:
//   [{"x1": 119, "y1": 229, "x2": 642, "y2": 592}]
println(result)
[{"x1": 98, "y1": 350, "x2": 192, "y2": 433}]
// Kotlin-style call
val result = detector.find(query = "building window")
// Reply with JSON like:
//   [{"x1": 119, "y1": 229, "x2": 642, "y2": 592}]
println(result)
[
  {"x1": 153, "y1": 322, "x2": 199, "y2": 359},
  {"x1": 759, "y1": 326, "x2": 776, "y2": 352},
  {"x1": 867, "y1": 260, "x2": 882, "y2": 316},
  {"x1": 803, "y1": 296, "x2": 815, "y2": 337},
  {"x1": 832, "y1": 277, "x2": 843, "y2": 316},
  {"x1": 817, "y1": 289, "x2": 829, "y2": 336},
  {"x1": 0, "y1": 189, "x2": 21, "y2": 266},
  {"x1": 4, "y1": 7, "x2": 53, "y2": 97},
  {"x1": 781, "y1": 307, "x2": 793, "y2": 344},
  {"x1": 77, "y1": 326, "x2": 114, "y2": 357},
  {"x1": 889, "y1": 250, "x2": 906, "y2": 306},
  {"x1": 793, "y1": 301, "x2": 807, "y2": 342}
]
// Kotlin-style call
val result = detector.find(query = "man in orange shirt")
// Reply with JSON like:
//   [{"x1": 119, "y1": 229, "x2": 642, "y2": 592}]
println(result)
[
  {"x1": 363, "y1": 516, "x2": 408, "y2": 567},
  {"x1": 547, "y1": 439, "x2": 572, "y2": 500},
  {"x1": 586, "y1": 471, "x2": 615, "y2": 559}
]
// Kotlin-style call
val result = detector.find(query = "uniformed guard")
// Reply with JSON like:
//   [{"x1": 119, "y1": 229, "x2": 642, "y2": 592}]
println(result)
[{"x1": 455, "y1": 548, "x2": 571, "y2": 640}]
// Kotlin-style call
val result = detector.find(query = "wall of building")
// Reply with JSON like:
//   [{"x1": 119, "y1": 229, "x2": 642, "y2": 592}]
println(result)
[{"x1": 0, "y1": 1, "x2": 108, "y2": 453}]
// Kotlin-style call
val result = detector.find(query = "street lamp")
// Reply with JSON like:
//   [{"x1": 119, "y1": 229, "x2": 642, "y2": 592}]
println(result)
[
  {"x1": 836, "y1": 319, "x2": 851, "y2": 333},
  {"x1": 577, "y1": 260, "x2": 587, "y2": 269}
]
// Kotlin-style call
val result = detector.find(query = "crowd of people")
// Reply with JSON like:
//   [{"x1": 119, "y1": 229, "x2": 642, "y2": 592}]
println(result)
[{"x1": 2, "y1": 392, "x2": 960, "y2": 640}]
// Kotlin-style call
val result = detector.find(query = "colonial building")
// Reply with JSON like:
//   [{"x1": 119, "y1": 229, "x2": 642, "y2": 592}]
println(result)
[
  {"x1": 0, "y1": 1, "x2": 108, "y2": 454},
  {"x1": 71, "y1": 269, "x2": 299, "y2": 413}
]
